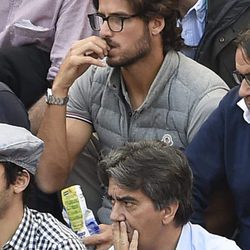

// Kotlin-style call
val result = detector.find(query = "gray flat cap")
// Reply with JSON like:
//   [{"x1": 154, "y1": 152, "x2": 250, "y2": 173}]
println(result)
[{"x1": 0, "y1": 123, "x2": 44, "y2": 175}]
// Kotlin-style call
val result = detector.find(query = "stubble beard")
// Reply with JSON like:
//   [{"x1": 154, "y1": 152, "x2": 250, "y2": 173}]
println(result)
[{"x1": 106, "y1": 27, "x2": 151, "y2": 67}]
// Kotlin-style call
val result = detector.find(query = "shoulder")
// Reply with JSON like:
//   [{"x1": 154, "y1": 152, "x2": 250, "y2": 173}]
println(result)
[
  {"x1": 0, "y1": 83, "x2": 15, "y2": 103},
  {"x1": 0, "y1": 82, "x2": 14, "y2": 94},
  {"x1": 184, "y1": 223, "x2": 241, "y2": 250},
  {"x1": 0, "y1": 82, "x2": 30, "y2": 129},
  {"x1": 30, "y1": 210, "x2": 86, "y2": 248},
  {"x1": 177, "y1": 52, "x2": 228, "y2": 93},
  {"x1": 216, "y1": 86, "x2": 240, "y2": 111},
  {"x1": 174, "y1": 53, "x2": 228, "y2": 114}
]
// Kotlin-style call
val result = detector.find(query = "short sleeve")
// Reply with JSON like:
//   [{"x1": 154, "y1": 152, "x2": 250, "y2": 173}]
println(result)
[{"x1": 66, "y1": 67, "x2": 95, "y2": 125}]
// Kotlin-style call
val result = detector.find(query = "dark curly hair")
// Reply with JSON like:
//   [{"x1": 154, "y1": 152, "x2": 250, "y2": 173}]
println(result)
[
  {"x1": 2, "y1": 162, "x2": 34, "y2": 206},
  {"x1": 93, "y1": 0, "x2": 183, "y2": 54}
]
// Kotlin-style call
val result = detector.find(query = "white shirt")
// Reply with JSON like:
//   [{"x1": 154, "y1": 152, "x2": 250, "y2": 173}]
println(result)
[
  {"x1": 176, "y1": 222, "x2": 241, "y2": 250},
  {"x1": 237, "y1": 98, "x2": 250, "y2": 124},
  {"x1": 108, "y1": 222, "x2": 240, "y2": 250}
]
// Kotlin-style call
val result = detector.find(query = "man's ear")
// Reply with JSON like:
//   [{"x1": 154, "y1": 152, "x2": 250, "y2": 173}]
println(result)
[
  {"x1": 149, "y1": 17, "x2": 165, "y2": 36},
  {"x1": 161, "y1": 201, "x2": 179, "y2": 225},
  {"x1": 13, "y1": 170, "x2": 30, "y2": 194}
]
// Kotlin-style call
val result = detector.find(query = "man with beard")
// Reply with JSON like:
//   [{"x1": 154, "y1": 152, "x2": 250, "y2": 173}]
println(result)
[
  {"x1": 99, "y1": 141, "x2": 240, "y2": 250},
  {"x1": 37, "y1": 0, "x2": 228, "y2": 248},
  {"x1": 178, "y1": 0, "x2": 250, "y2": 88},
  {"x1": 185, "y1": 29, "x2": 250, "y2": 250}
]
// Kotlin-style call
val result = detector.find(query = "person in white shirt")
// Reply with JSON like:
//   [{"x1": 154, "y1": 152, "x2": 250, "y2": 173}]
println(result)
[
  {"x1": 98, "y1": 140, "x2": 240, "y2": 250},
  {"x1": 185, "y1": 29, "x2": 250, "y2": 250}
]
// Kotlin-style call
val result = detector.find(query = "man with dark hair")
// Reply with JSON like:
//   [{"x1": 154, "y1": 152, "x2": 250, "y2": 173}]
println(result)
[
  {"x1": 98, "y1": 141, "x2": 240, "y2": 249},
  {"x1": 186, "y1": 29, "x2": 250, "y2": 249},
  {"x1": 0, "y1": 123, "x2": 86, "y2": 249},
  {"x1": 178, "y1": 0, "x2": 250, "y2": 88},
  {"x1": 37, "y1": 0, "x2": 228, "y2": 248},
  {"x1": 0, "y1": 82, "x2": 64, "y2": 222}
]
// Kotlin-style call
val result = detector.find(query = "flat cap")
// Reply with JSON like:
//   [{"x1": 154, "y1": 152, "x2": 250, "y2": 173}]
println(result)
[{"x1": 0, "y1": 123, "x2": 44, "y2": 175}]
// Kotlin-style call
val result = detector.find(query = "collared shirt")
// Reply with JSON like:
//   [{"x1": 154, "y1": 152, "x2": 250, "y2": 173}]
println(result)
[
  {"x1": 176, "y1": 222, "x2": 240, "y2": 249},
  {"x1": 2, "y1": 207, "x2": 86, "y2": 250},
  {"x1": 106, "y1": 222, "x2": 240, "y2": 250},
  {"x1": 237, "y1": 98, "x2": 250, "y2": 124},
  {"x1": 0, "y1": 0, "x2": 95, "y2": 81},
  {"x1": 179, "y1": 0, "x2": 207, "y2": 58}
]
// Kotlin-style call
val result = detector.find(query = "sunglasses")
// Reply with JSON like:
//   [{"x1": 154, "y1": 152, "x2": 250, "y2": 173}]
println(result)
[{"x1": 232, "y1": 70, "x2": 250, "y2": 87}]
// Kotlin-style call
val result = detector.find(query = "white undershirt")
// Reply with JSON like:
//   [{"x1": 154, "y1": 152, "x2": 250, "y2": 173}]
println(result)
[{"x1": 237, "y1": 98, "x2": 250, "y2": 124}]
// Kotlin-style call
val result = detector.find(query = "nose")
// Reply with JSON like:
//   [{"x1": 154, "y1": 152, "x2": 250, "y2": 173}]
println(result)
[
  {"x1": 239, "y1": 79, "x2": 250, "y2": 98},
  {"x1": 99, "y1": 21, "x2": 112, "y2": 38},
  {"x1": 110, "y1": 202, "x2": 126, "y2": 222}
]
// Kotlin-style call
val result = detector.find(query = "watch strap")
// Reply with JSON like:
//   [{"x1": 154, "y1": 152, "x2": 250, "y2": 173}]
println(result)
[{"x1": 45, "y1": 88, "x2": 69, "y2": 105}]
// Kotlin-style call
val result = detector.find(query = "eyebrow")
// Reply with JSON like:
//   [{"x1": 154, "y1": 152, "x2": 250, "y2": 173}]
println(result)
[
  {"x1": 107, "y1": 194, "x2": 138, "y2": 203},
  {"x1": 97, "y1": 12, "x2": 133, "y2": 17}
]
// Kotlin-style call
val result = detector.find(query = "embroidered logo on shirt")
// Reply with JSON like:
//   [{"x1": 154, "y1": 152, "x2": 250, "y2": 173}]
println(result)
[{"x1": 161, "y1": 134, "x2": 174, "y2": 146}]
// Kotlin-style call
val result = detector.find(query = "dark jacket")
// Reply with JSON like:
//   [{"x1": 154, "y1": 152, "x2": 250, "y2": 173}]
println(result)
[
  {"x1": 195, "y1": 0, "x2": 250, "y2": 88},
  {"x1": 0, "y1": 82, "x2": 30, "y2": 129},
  {"x1": 186, "y1": 87, "x2": 250, "y2": 249}
]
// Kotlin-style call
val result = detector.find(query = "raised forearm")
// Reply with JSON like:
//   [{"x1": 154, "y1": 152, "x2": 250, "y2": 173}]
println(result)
[{"x1": 36, "y1": 97, "x2": 70, "y2": 193}]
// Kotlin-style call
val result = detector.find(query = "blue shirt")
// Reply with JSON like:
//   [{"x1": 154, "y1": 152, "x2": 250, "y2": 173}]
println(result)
[{"x1": 179, "y1": 0, "x2": 207, "y2": 58}]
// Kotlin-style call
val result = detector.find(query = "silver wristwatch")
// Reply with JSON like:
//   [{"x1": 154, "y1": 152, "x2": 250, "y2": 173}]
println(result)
[{"x1": 45, "y1": 88, "x2": 69, "y2": 105}]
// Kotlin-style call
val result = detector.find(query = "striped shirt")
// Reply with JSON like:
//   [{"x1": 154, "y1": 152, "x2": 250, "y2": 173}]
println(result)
[{"x1": 2, "y1": 207, "x2": 86, "y2": 250}]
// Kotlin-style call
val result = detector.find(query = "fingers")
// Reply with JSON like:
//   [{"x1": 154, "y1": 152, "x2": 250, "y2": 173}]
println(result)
[
  {"x1": 112, "y1": 222, "x2": 120, "y2": 249},
  {"x1": 120, "y1": 221, "x2": 129, "y2": 247},
  {"x1": 70, "y1": 36, "x2": 110, "y2": 60},
  {"x1": 83, "y1": 224, "x2": 113, "y2": 246},
  {"x1": 65, "y1": 36, "x2": 109, "y2": 69},
  {"x1": 53, "y1": 36, "x2": 108, "y2": 89},
  {"x1": 129, "y1": 230, "x2": 138, "y2": 250},
  {"x1": 84, "y1": 234, "x2": 102, "y2": 245},
  {"x1": 68, "y1": 54, "x2": 105, "y2": 68},
  {"x1": 113, "y1": 222, "x2": 136, "y2": 250}
]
